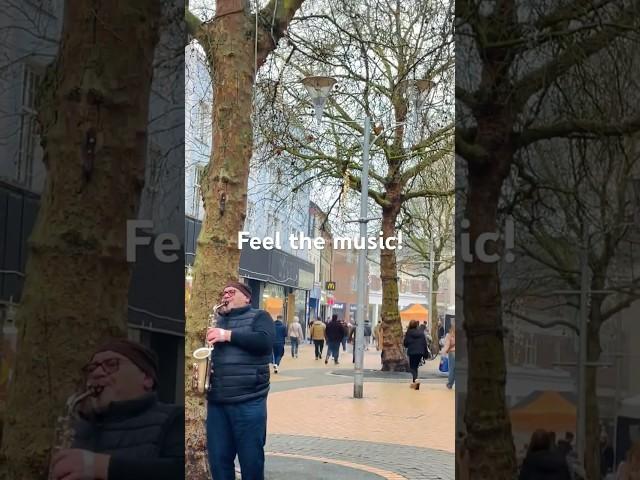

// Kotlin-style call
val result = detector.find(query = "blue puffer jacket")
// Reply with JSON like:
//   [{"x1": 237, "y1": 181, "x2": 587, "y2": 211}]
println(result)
[{"x1": 274, "y1": 320, "x2": 287, "y2": 345}]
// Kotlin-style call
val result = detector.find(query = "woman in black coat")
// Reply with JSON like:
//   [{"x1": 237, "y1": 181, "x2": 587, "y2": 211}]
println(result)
[
  {"x1": 403, "y1": 320, "x2": 428, "y2": 390},
  {"x1": 519, "y1": 430, "x2": 571, "y2": 480}
]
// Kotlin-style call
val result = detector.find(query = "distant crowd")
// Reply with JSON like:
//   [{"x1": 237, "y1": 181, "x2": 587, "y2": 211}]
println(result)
[{"x1": 456, "y1": 428, "x2": 639, "y2": 480}]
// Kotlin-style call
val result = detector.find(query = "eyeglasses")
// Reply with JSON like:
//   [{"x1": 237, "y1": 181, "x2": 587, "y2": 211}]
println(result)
[
  {"x1": 221, "y1": 288, "x2": 237, "y2": 298},
  {"x1": 82, "y1": 357, "x2": 125, "y2": 375}
]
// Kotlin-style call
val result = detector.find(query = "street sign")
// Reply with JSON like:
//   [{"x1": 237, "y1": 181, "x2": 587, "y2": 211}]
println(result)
[{"x1": 325, "y1": 281, "x2": 336, "y2": 291}]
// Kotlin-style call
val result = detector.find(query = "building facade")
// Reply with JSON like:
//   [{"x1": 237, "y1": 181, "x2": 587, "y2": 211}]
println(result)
[
  {"x1": 0, "y1": 1, "x2": 185, "y2": 404},
  {"x1": 307, "y1": 202, "x2": 334, "y2": 324}
]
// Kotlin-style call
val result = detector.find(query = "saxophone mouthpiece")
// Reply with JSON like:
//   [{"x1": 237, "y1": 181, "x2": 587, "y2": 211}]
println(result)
[{"x1": 89, "y1": 384, "x2": 104, "y2": 396}]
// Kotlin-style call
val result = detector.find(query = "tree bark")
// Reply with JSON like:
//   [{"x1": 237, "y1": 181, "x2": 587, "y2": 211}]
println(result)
[
  {"x1": 0, "y1": 2, "x2": 161, "y2": 479},
  {"x1": 380, "y1": 190, "x2": 408, "y2": 372},
  {"x1": 184, "y1": 1, "x2": 306, "y2": 477},
  {"x1": 463, "y1": 146, "x2": 517, "y2": 479},
  {"x1": 585, "y1": 298, "x2": 604, "y2": 480}
]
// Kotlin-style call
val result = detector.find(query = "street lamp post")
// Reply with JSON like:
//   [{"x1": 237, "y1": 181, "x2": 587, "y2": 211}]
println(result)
[{"x1": 302, "y1": 75, "x2": 432, "y2": 398}]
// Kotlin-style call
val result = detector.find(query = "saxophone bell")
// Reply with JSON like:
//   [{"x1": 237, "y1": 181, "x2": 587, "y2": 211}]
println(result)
[
  {"x1": 48, "y1": 386, "x2": 108, "y2": 479},
  {"x1": 192, "y1": 301, "x2": 228, "y2": 393},
  {"x1": 192, "y1": 301, "x2": 228, "y2": 359}
]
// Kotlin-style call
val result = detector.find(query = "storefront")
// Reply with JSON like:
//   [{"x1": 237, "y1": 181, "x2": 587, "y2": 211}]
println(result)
[
  {"x1": 332, "y1": 302, "x2": 346, "y2": 320},
  {"x1": 185, "y1": 216, "x2": 315, "y2": 331},
  {"x1": 239, "y1": 245, "x2": 314, "y2": 330}
]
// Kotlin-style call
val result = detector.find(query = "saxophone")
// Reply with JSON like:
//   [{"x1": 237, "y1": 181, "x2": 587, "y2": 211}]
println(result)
[
  {"x1": 192, "y1": 302, "x2": 227, "y2": 394},
  {"x1": 48, "y1": 385, "x2": 104, "y2": 479}
]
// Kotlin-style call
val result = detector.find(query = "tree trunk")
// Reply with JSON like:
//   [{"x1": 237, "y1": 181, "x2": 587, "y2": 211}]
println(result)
[
  {"x1": 184, "y1": 1, "x2": 306, "y2": 477},
  {"x1": 463, "y1": 152, "x2": 517, "y2": 479},
  {"x1": 380, "y1": 193, "x2": 408, "y2": 372},
  {"x1": 585, "y1": 307, "x2": 604, "y2": 480},
  {"x1": 0, "y1": 2, "x2": 161, "y2": 479},
  {"x1": 184, "y1": 11, "x2": 256, "y2": 476}
]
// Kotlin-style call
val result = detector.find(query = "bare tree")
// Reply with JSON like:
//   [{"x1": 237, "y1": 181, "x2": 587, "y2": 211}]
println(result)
[
  {"x1": 0, "y1": 2, "x2": 162, "y2": 478},
  {"x1": 255, "y1": 0, "x2": 454, "y2": 370},
  {"x1": 401, "y1": 165, "x2": 454, "y2": 352},
  {"x1": 184, "y1": 1, "x2": 307, "y2": 477},
  {"x1": 456, "y1": 0, "x2": 640, "y2": 477},
  {"x1": 506, "y1": 128, "x2": 640, "y2": 477}
]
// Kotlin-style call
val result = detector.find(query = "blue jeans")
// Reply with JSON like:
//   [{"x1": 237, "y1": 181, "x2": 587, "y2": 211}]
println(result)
[
  {"x1": 207, "y1": 397, "x2": 267, "y2": 480},
  {"x1": 272, "y1": 344, "x2": 284, "y2": 366},
  {"x1": 290, "y1": 337, "x2": 299, "y2": 357},
  {"x1": 447, "y1": 352, "x2": 455, "y2": 387},
  {"x1": 326, "y1": 341, "x2": 340, "y2": 362}
]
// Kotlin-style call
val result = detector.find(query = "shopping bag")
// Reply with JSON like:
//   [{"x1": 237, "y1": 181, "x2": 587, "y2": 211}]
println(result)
[{"x1": 438, "y1": 355, "x2": 449, "y2": 376}]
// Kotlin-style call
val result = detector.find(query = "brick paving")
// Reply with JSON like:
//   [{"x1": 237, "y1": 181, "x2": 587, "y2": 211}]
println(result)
[{"x1": 262, "y1": 343, "x2": 455, "y2": 479}]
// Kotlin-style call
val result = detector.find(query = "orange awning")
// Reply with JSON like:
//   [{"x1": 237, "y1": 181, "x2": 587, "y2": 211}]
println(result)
[
  {"x1": 263, "y1": 297, "x2": 284, "y2": 318},
  {"x1": 399, "y1": 304, "x2": 429, "y2": 322},
  {"x1": 510, "y1": 391, "x2": 576, "y2": 433}
]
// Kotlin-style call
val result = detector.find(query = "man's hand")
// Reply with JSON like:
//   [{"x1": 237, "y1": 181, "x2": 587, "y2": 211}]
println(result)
[
  {"x1": 50, "y1": 449, "x2": 110, "y2": 480},
  {"x1": 207, "y1": 327, "x2": 232, "y2": 344}
]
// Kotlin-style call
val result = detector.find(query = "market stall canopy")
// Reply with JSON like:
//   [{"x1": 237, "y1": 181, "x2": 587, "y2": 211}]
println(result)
[
  {"x1": 510, "y1": 390, "x2": 576, "y2": 433},
  {"x1": 399, "y1": 304, "x2": 429, "y2": 323}
]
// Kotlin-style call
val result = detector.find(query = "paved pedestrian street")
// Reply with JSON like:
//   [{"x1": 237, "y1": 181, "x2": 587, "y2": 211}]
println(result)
[{"x1": 263, "y1": 343, "x2": 455, "y2": 479}]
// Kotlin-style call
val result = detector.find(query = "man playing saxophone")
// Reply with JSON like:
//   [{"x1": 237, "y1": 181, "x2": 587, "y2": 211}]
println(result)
[
  {"x1": 205, "y1": 280, "x2": 275, "y2": 480},
  {"x1": 49, "y1": 339, "x2": 184, "y2": 480}
]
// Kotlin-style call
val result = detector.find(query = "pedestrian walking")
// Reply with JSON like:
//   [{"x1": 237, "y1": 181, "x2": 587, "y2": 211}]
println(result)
[
  {"x1": 340, "y1": 319, "x2": 349, "y2": 352},
  {"x1": 205, "y1": 281, "x2": 275, "y2": 480},
  {"x1": 272, "y1": 315, "x2": 287, "y2": 373},
  {"x1": 518, "y1": 430, "x2": 571, "y2": 480},
  {"x1": 309, "y1": 318, "x2": 326, "y2": 360},
  {"x1": 437, "y1": 319, "x2": 445, "y2": 347},
  {"x1": 403, "y1": 320, "x2": 428, "y2": 390},
  {"x1": 349, "y1": 323, "x2": 356, "y2": 363},
  {"x1": 557, "y1": 432, "x2": 574, "y2": 458},
  {"x1": 364, "y1": 321, "x2": 372, "y2": 350},
  {"x1": 324, "y1": 314, "x2": 344, "y2": 365},
  {"x1": 600, "y1": 431, "x2": 614, "y2": 478},
  {"x1": 288, "y1": 315, "x2": 304, "y2": 358},
  {"x1": 441, "y1": 319, "x2": 456, "y2": 389},
  {"x1": 419, "y1": 322, "x2": 433, "y2": 359}
]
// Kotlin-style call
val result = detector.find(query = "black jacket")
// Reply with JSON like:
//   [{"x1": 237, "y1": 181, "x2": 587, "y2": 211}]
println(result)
[
  {"x1": 208, "y1": 305, "x2": 275, "y2": 404},
  {"x1": 326, "y1": 320, "x2": 346, "y2": 343},
  {"x1": 519, "y1": 450, "x2": 571, "y2": 480},
  {"x1": 273, "y1": 320, "x2": 287, "y2": 346},
  {"x1": 403, "y1": 327, "x2": 428, "y2": 356},
  {"x1": 73, "y1": 393, "x2": 184, "y2": 480}
]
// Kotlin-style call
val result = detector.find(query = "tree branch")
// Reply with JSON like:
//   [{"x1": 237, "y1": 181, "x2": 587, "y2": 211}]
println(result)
[
  {"x1": 513, "y1": 4, "x2": 638, "y2": 110},
  {"x1": 506, "y1": 309, "x2": 579, "y2": 333},
  {"x1": 516, "y1": 116, "x2": 640, "y2": 147}
]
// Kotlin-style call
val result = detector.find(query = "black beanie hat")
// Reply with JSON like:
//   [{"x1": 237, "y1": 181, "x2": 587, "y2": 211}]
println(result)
[
  {"x1": 92, "y1": 339, "x2": 159, "y2": 389},
  {"x1": 225, "y1": 280, "x2": 252, "y2": 300}
]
